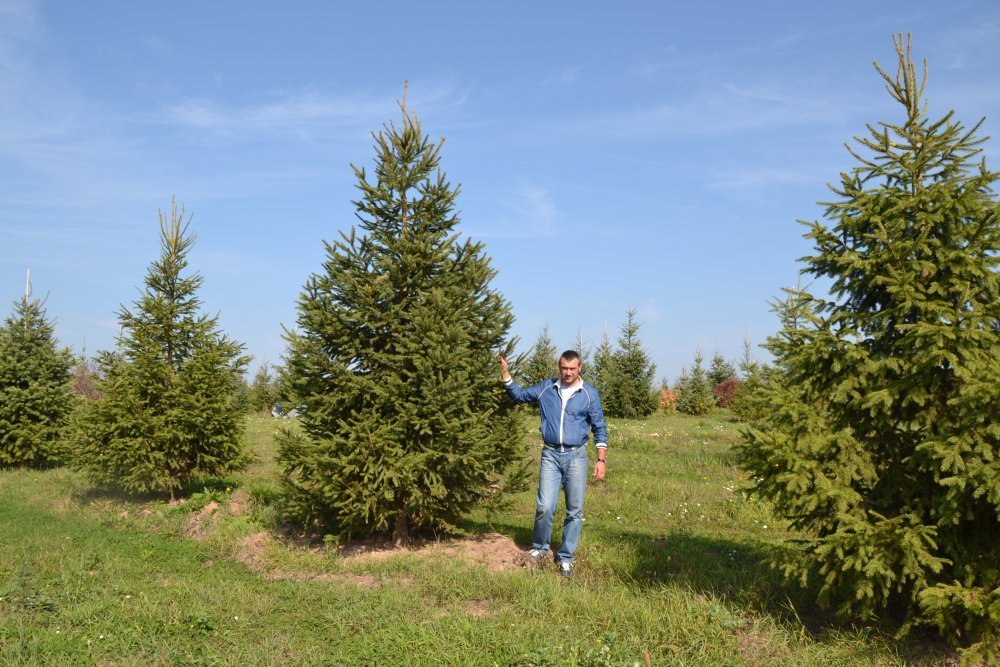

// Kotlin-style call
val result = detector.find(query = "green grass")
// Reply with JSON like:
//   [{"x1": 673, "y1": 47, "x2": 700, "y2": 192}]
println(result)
[{"x1": 0, "y1": 412, "x2": 953, "y2": 665}]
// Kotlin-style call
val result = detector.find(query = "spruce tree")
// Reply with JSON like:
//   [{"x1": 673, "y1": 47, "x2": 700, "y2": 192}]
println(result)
[
  {"x1": 0, "y1": 290, "x2": 75, "y2": 466},
  {"x1": 573, "y1": 328, "x2": 592, "y2": 370},
  {"x1": 602, "y1": 309, "x2": 657, "y2": 419},
  {"x1": 278, "y1": 103, "x2": 521, "y2": 543},
  {"x1": 246, "y1": 362, "x2": 279, "y2": 414},
  {"x1": 736, "y1": 36, "x2": 1000, "y2": 660},
  {"x1": 729, "y1": 333, "x2": 771, "y2": 423},
  {"x1": 522, "y1": 325, "x2": 558, "y2": 385},
  {"x1": 72, "y1": 201, "x2": 249, "y2": 495},
  {"x1": 589, "y1": 328, "x2": 614, "y2": 397},
  {"x1": 676, "y1": 350, "x2": 715, "y2": 416},
  {"x1": 707, "y1": 351, "x2": 737, "y2": 387}
]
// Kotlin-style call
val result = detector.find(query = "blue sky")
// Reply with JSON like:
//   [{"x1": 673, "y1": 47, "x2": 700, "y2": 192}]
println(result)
[{"x1": 2, "y1": 1, "x2": 999, "y2": 383}]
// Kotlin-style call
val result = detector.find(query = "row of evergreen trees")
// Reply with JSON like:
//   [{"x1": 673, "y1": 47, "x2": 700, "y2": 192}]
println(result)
[
  {"x1": 0, "y1": 202, "x2": 250, "y2": 496},
  {"x1": 515, "y1": 317, "x2": 758, "y2": 421},
  {"x1": 669, "y1": 349, "x2": 741, "y2": 416},
  {"x1": 515, "y1": 309, "x2": 659, "y2": 420}
]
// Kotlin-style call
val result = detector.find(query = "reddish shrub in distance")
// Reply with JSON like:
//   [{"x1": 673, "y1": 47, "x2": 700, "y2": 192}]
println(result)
[
  {"x1": 659, "y1": 388, "x2": 679, "y2": 413},
  {"x1": 713, "y1": 379, "x2": 740, "y2": 408}
]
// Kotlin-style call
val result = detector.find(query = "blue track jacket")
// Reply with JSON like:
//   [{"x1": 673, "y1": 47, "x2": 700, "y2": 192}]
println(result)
[{"x1": 505, "y1": 378, "x2": 608, "y2": 448}]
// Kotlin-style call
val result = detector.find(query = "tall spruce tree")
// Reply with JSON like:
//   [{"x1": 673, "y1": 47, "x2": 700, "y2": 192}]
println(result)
[
  {"x1": 72, "y1": 201, "x2": 249, "y2": 495},
  {"x1": 278, "y1": 103, "x2": 521, "y2": 543},
  {"x1": 601, "y1": 309, "x2": 657, "y2": 419},
  {"x1": 522, "y1": 325, "x2": 558, "y2": 385},
  {"x1": 736, "y1": 36, "x2": 1000, "y2": 660},
  {"x1": 0, "y1": 288, "x2": 75, "y2": 466}
]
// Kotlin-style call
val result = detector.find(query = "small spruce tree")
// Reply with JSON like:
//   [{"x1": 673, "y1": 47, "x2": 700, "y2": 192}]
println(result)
[
  {"x1": 729, "y1": 332, "x2": 771, "y2": 423},
  {"x1": 589, "y1": 328, "x2": 614, "y2": 398},
  {"x1": 676, "y1": 350, "x2": 715, "y2": 416},
  {"x1": 246, "y1": 362, "x2": 280, "y2": 414},
  {"x1": 602, "y1": 309, "x2": 657, "y2": 419},
  {"x1": 278, "y1": 102, "x2": 521, "y2": 543},
  {"x1": 736, "y1": 36, "x2": 1000, "y2": 661},
  {"x1": 0, "y1": 290, "x2": 75, "y2": 466},
  {"x1": 521, "y1": 325, "x2": 558, "y2": 385},
  {"x1": 72, "y1": 201, "x2": 250, "y2": 495},
  {"x1": 573, "y1": 328, "x2": 592, "y2": 370},
  {"x1": 707, "y1": 351, "x2": 737, "y2": 387}
]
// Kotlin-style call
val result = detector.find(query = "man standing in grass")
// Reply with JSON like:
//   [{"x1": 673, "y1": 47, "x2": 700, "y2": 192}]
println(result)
[{"x1": 498, "y1": 350, "x2": 607, "y2": 577}]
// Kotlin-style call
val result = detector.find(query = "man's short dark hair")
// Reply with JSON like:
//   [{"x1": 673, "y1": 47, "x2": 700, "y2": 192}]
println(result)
[{"x1": 560, "y1": 350, "x2": 581, "y2": 364}]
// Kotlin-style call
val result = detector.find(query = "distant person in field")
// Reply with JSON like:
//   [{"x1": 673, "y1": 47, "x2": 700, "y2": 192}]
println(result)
[{"x1": 498, "y1": 350, "x2": 607, "y2": 577}]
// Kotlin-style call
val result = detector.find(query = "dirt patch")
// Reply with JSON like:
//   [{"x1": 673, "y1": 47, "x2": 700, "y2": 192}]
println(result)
[
  {"x1": 461, "y1": 599, "x2": 493, "y2": 619},
  {"x1": 234, "y1": 531, "x2": 270, "y2": 571},
  {"x1": 338, "y1": 531, "x2": 527, "y2": 573},
  {"x1": 183, "y1": 501, "x2": 220, "y2": 540},
  {"x1": 734, "y1": 624, "x2": 791, "y2": 665},
  {"x1": 431, "y1": 532, "x2": 527, "y2": 573},
  {"x1": 228, "y1": 489, "x2": 251, "y2": 517},
  {"x1": 233, "y1": 531, "x2": 528, "y2": 588},
  {"x1": 234, "y1": 532, "x2": 378, "y2": 587}
]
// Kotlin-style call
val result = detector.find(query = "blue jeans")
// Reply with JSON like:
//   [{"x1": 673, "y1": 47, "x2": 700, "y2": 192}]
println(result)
[{"x1": 532, "y1": 445, "x2": 588, "y2": 563}]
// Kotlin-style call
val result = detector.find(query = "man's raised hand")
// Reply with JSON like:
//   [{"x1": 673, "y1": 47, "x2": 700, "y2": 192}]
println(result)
[{"x1": 497, "y1": 355, "x2": 511, "y2": 381}]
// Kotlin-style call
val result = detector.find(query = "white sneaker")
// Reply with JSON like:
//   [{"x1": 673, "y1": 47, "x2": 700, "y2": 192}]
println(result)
[{"x1": 525, "y1": 548, "x2": 546, "y2": 563}]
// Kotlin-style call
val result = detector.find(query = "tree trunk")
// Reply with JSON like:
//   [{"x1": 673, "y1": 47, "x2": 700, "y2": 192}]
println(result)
[{"x1": 392, "y1": 506, "x2": 409, "y2": 547}]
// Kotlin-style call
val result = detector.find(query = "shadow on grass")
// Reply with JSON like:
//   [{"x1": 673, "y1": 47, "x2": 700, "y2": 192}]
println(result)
[
  {"x1": 596, "y1": 526, "x2": 953, "y2": 663},
  {"x1": 70, "y1": 475, "x2": 243, "y2": 507},
  {"x1": 458, "y1": 512, "x2": 952, "y2": 663},
  {"x1": 611, "y1": 528, "x2": 827, "y2": 623}
]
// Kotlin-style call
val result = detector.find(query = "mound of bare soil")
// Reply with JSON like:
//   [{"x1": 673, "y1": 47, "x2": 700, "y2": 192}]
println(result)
[
  {"x1": 235, "y1": 531, "x2": 378, "y2": 587},
  {"x1": 183, "y1": 501, "x2": 220, "y2": 539},
  {"x1": 338, "y1": 531, "x2": 526, "y2": 573},
  {"x1": 233, "y1": 531, "x2": 529, "y2": 588}
]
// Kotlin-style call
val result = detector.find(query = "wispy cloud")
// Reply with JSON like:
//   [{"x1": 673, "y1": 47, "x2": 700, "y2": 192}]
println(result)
[
  {"x1": 571, "y1": 79, "x2": 856, "y2": 139},
  {"x1": 162, "y1": 91, "x2": 389, "y2": 135},
  {"x1": 141, "y1": 34, "x2": 172, "y2": 56},
  {"x1": 0, "y1": 0, "x2": 43, "y2": 127},
  {"x1": 466, "y1": 184, "x2": 558, "y2": 239},
  {"x1": 159, "y1": 79, "x2": 473, "y2": 140},
  {"x1": 707, "y1": 167, "x2": 815, "y2": 194},
  {"x1": 934, "y1": 21, "x2": 1000, "y2": 70},
  {"x1": 191, "y1": 249, "x2": 281, "y2": 277},
  {"x1": 635, "y1": 298, "x2": 663, "y2": 324},
  {"x1": 630, "y1": 46, "x2": 704, "y2": 79},
  {"x1": 542, "y1": 67, "x2": 579, "y2": 86},
  {"x1": 0, "y1": 12, "x2": 474, "y2": 211}
]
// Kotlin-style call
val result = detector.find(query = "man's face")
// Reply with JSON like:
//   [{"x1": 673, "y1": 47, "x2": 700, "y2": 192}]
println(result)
[{"x1": 559, "y1": 357, "x2": 581, "y2": 385}]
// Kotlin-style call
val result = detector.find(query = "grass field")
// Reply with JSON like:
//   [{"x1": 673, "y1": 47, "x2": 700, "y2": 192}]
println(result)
[{"x1": 0, "y1": 411, "x2": 954, "y2": 666}]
